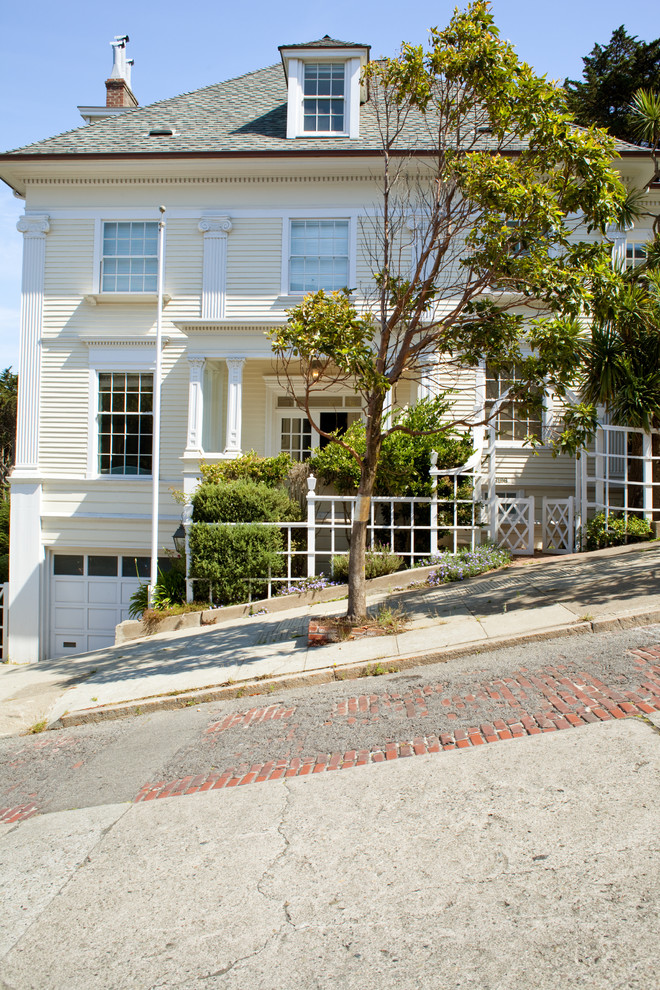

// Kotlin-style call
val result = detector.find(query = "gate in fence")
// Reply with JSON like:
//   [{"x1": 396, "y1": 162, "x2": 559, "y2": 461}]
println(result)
[
  {"x1": 492, "y1": 496, "x2": 535, "y2": 556},
  {"x1": 542, "y1": 497, "x2": 574, "y2": 554}
]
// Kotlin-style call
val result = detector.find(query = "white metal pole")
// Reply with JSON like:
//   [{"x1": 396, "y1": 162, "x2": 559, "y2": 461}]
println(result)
[{"x1": 149, "y1": 206, "x2": 166, "y2": 606}]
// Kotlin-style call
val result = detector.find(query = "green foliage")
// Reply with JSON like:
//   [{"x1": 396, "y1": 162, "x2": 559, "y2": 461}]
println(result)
[
  {"x1": 578, "y1": 238, "x2": 660, "y2": 432},
  {"x1": 332, "y1": 545, "x2": 405, "y2": 582},
  {"x1": 200, "y1": 451, "x2": 293, "y2": 488},
  {"x1": 309, "y1": 399, "x2": 473, "y2": 497},
  {"x1": 269, "y1": 290, "x2": 387, "y2": 396},
  {"x1": 189, "y1": 523, "x2": 284, "y2": 605},
  {"x1": 191, "y1": 479, "x2": 301, "y2": 523},
  {"x1": 0, "y1": 368, "x2": 17, "y2": 491},
  {"x1": 565, "y1": 26, "x2": 660, "y2": 143},
  {"x1": 0, "y1": 498, "x2": 9, "y2": 583},
  {"x1": 585, "y1": 511, "x2": 653, "y2": 551},
  {"x1": 128, "y1": 558, "x2": 187, "y2": 619}
]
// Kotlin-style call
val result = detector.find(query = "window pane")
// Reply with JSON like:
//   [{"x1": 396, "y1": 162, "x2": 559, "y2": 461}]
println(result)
[
  {"x1": 88, "y1": 556, "x2": 118, "y2": 577},
  {"x1": 54, "y1": 555, "x2": 84, "y2": 576},
  {"x1": 289, "y1": 220, "x2": 349, "y2": 292},
  {"x1": 102, "y1": 221, "x2": 159, "y2": 292},
  {"x1": 98, "y1": 373, "x2": 153, "y2": 476},
  {"x1": 122, "y1": 556, "x2": 150, "y2": 578}
]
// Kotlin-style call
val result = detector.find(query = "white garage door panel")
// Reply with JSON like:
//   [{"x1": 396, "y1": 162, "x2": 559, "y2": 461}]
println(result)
[
  {"x1": 87, "y1": 608, "x2": 121, "y2": 631},
  {"x1": 54, "y1": 581, "x2": 86, "y2": 604},
  {"x1": 50, "y1": 558, "x2": 143, "y2": 659},
  {"x1": 88, "y1": 582, "x2": 121, "y2": 605},
  {"x1": 121, "y1": 583, "x2": 140, "y2": 605},
  {"x1": 54, "y1": 635, "x2": 86, "y2": 655},
  {"x1": 88, "y1": 634, "x2": 116, "y2": 651},
  {"x1": 53, "y1": 607, "x2": 86, "y2": 629}
]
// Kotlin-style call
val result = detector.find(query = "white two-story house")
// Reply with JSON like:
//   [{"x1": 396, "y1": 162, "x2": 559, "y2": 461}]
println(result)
[{"x1": 0, "y1": 36, "x2": 656, "y2": 663}]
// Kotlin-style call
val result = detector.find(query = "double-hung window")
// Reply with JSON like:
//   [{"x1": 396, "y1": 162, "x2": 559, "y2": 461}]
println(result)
[
  {"x1": 303, "y1": 63, "x2": 345, "y2": 133},
  {"x1": 101, "y1": 221, "x2": 158, "y2": 292},
  {"x1": 289, "y1": 219, "x2": 349, "y2": 293},
  {"x1": 98, "y1": 372, "x2": 153, "y2": 475},
  {"x1": 625, "y1": 243, "x2": 647, "y2": 269},
  {"x1": 485, "y1": 364, "x2": 543, "y2": 442}
]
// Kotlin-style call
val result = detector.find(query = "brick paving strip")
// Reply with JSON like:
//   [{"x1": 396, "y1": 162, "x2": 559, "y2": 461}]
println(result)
[{"x1": 133, "y1": 646, "x2": 660, "y2": 805}]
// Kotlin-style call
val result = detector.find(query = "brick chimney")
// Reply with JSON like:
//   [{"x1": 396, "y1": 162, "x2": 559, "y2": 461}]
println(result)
[{"x1": 105, "y1": 35, "x2": 138, "y2": 109}]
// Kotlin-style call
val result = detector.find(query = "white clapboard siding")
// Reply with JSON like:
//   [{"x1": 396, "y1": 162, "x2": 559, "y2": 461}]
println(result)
[{"x1": 226, "y1": 219, "x2": 282, "y2": 317}]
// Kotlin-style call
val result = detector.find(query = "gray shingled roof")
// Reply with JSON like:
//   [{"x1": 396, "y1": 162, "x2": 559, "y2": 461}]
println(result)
[
  {"x1": 278, "y1": 36, "x2": 370, "y2": 50},
  {"x1": 3, "y1": 60, "x2": 643, "y2": 158}
]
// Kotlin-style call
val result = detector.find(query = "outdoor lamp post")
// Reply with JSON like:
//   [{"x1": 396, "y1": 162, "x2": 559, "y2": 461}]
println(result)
[{"x1": 172, "y1": 523, "x2": 186, "y2": 557}]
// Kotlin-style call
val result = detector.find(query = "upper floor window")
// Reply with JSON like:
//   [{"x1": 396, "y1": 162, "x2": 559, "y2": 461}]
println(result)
[
  {"x1": 98, "y1": 372, "x2": 153, "y2": 475},
  {"x1": 303, "y1": 63, "x2": 345, "y2": 132},
  {"x1": 485, "y1": 364, "x2": 543, "y2": 443},
  {"x1": 289, "y1": 219, "x2": 349, "y2": 293},
  {"x1": 279, "y1": 41, "x2": 370, "y2": 140},
  {"x1": 101, "y1": 221, "x2": 158, "y2": 292},
  {"x1": 625, "y1": 243, "x2": 647, "y2": 269}
]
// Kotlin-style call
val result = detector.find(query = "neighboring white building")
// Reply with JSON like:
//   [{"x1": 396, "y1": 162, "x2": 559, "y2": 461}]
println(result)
[{"x1": 0, "y1": 37, "x2": 657, "y2": 662}]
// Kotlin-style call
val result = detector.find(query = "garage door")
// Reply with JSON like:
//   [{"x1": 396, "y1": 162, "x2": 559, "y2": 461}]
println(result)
[{"x1": 50, "y1": 554, "x2": 146, "y2": 659}]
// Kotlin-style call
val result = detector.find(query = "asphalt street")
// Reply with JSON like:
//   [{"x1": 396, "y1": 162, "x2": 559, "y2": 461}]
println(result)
[{"x1": 2, "y1": 624, "x2": 659, "y2": 817}]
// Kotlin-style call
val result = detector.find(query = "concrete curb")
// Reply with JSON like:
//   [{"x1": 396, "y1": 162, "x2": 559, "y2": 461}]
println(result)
[{"x1": 49, "y1": 605, "x2": 660, "y2": 730}]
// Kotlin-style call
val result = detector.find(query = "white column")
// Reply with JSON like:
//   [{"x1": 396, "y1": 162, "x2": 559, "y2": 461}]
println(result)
[
  {"x1": 15, "y1": 214, "x2": 49, "y2": 472},
  {"x1": 185, "y1": 357, "x2": 206, "y2": 452},
  {"x1": 224, "y1": 357, "x2": 245, "y2": 454},
  {"x1": 198, "y1": 216, "x2": 232, "y2": 320},
  {"x1": 610, "y1": 226, "x2": 627, "y2": 269},
  {"x1": 8, "y1": 215, "x2": 50, "y2": 662}
]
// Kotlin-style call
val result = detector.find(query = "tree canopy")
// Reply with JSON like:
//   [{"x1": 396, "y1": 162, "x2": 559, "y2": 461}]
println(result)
[
  {"x1": 270, "y1": 1, "x2": 630, "y2": 619},
  {"x1": 565, "y1": 26, "x2": 660, "y2": 143}
]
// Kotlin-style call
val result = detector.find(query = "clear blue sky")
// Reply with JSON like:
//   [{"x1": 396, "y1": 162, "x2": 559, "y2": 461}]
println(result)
[{"x1": 0, "y1": 0, "x2": 657, "y2": 369}]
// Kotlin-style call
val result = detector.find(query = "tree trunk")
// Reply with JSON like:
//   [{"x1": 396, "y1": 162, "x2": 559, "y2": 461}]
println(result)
[{"x1": 346, "y1": 407, "x2": 383, "y2": 621}]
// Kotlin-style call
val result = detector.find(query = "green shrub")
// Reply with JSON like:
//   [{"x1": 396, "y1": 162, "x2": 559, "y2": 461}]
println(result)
[
  {"x1": 585, "y1": 511, "x2": 653, "y2": 551},
  {"x1": 189, "y1": 522, "x2": 285, "y2": 605},
  {"x1": 309, "y1": 398, "x2": 473, "y2": 497},
  {"x1": 331, "y1": 544, "x2": 405, "y2": 582},
  {"x1": 200, "y1": 451, "x2": 292, "y2": 487},
  {"x1": 192, "y1": 479, "x2": 301, "y2": 523},
  {"x1": 128, "y1": 558, "x2": 187, "y2": 619}
]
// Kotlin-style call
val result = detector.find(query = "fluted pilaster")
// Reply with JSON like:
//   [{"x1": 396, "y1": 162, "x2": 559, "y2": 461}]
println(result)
[
  {"x1": 199, "y1": 216, "x2": 232, "y2": 320},
  {"x1": 224, "y1": 357, "x2": 245, "y2": 454},
  {"x1": 15, "y1": 215, "x2": 50, "y2": 472},
  {"x1": 185, "y1": 357, "x2": 206, "y2": 451}
]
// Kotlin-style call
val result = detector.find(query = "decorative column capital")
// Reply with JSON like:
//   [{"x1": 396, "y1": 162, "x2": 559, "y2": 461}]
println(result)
[
  {"x1": 198, "y1": 215, "x2": 233, "y2": 236},
  {"x1": 17, "y1": 214, "x2": 50, "y2": 237},
  {"x1": 188, "y1": 356, "x2": 206, "y2": 374},
  {"x1": 226, "y1": 356, "x2": 246, "y2": 377}
]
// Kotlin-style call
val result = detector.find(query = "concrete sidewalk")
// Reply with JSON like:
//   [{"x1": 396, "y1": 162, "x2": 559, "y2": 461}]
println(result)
[
  {"x1": 2, "y1": 541, "x2": 660, "y2": 735},
  {"x1": 1, "y1": 717, "x2": 658, "y2": 989}
]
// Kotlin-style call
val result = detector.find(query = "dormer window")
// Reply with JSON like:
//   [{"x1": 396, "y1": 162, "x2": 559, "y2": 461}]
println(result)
[
  {"x1": 303, "y1": 63, "x2": 345, "y2": 132},
  {"x1": 279, "y1": 37, "x2": 370, "y2": 140}
]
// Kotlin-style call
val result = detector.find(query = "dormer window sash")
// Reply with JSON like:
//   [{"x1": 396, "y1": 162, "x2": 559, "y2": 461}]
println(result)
[
  {"x1": 303, "y1": 62, "x2": 345, "y2": 133},
  {"x1": 285, "y1": 55, "x2": 362, "y2": 139}
]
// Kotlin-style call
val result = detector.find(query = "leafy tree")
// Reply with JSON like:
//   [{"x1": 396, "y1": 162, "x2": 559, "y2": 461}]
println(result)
[
  {"x1": 270, "y1": 1, "x2": 628, "y2": 620},
  {"x1": 0, "y1": 368, "x2": 17, "y2": 493},
  {"x1": 565, "y1": 26, "x2": 660, "y2": 144},
  {"x1": 309, "y1": 399, "x2": 473, "y2": 497}
]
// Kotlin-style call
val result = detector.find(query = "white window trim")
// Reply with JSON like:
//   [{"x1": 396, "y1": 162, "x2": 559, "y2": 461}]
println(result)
[
  {"x1": 481, "y1": 360, "x2": 552, "y2": 450},
  {"x1": 280, "y1": 214, "x2": 357, "y2": 297},
  {"x1": 92, "y1": 216, "x2": 162, "y2": 294},
  {"x1": 85, "y1": 342, "x2": 160, "y2": 480},
  {"x1": 286, "y1": 56, "x2": 361, "y2": 139}
]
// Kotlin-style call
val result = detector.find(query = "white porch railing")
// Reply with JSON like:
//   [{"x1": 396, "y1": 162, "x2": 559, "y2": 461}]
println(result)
[
  {"x1": 183, "y1": 452, "x2": 484, "y2": 602},
  {"x1": 575, "y1": 423, "x2": 660, "y2": 548}
]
